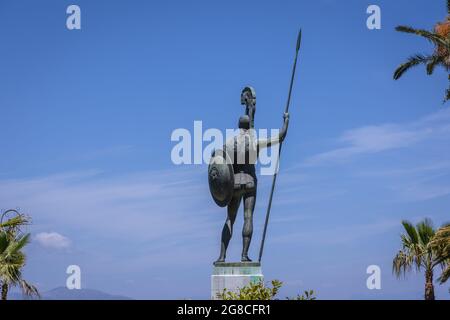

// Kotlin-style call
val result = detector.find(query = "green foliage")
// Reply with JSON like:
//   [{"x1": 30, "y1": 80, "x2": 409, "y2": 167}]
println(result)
[
  {"x1": 393, "y1": 54, "x2": 435, "y2": 80},
  {"x1": 393, "y1": 1, "x2": 450, "y2": 103},
  {"x1": 0, "y1": 215, "x2": 30, "y2": 231},
  {"x1": 287, "y1": 290, "x2": 316, "y2": 300},
  {"x1": 393, "y1": 218, "x2": 450, "y2": 300},
  {"x1": 220, "y1": 280, "x2": 282, "y2": 300},
  {"x1": 219, "y1": 279, "x2": 316, "y2": 300},
  {"x1": 393, "y1": 219, "x2": 437, "y2": 277},
  {"x1": 0, "y1": 211, "x2": 39, "y2": 300},
  {"x1": 430, "y1": 224, "x2": 450, "y2": 284}
]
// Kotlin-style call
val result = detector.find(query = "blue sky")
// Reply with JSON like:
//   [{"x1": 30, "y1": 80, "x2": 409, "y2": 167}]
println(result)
[{"x1": 0, "y1": 0, "x2": 449, "y2": 299}]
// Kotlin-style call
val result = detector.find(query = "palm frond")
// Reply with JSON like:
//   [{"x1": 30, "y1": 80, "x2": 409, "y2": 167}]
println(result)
[
  {"x1": 5, "y1": 234, "x2": 30, "y2": 258},
  {"x1": 401, "y1": 220, "x2": 420, "y2": 244},
  {"x1": 0, "y1": 232, "x2": 8, "y2": 253},
  {"x1": 395, "y1": 25, "x2": 447, "y2": 48},
  {"x1": 393, "y1": 55, "x2": 433, "y2": 79},
  {"x1": 417, "y1": 219, "x2": 435, "y2": 246},
  {"x1": 0, "y1": 263, "x2": 22, "y2": 284},
  {"x1": 430, "y1": 224, "x2": 450, "y2": 247},
  {"x1": 393, "y1": 250, "x2": 415, "y2": 277},
  {"x1": 438, "y1": 265, "x2": 450, "y2": 283},
  {"x1": 0, "y1": 215, "x2": 30, "y2": 230},
  {"x1": 430, "y1": 223, "x2": 450, "y2": 266},
  {"x1": 426, "y1": 55, "x2": 444, "y2": 74},
  {"x1": 20, "y1": 280, "x2": 40, "y2": 299},
  {"x1": 429, "y1": 223, "x2": 450, "y2": 282}
]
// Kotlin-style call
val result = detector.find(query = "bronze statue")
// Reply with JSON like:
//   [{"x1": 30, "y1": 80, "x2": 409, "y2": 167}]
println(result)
[
  {"x1": 208, "y1": 87, "x2": 289, "y2": 263},
  {"x1": 208, "y1": 29, "x2": 301, "y2": 264}
]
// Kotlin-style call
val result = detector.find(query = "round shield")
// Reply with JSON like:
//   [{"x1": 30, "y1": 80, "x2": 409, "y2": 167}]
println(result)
[{"x1": 208, "y1": 149, "x2": 234, "y2": 207}]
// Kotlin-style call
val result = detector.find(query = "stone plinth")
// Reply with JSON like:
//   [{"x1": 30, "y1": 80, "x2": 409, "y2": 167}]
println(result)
[{"x1": 211, "y1": 262, "x2": 263, "y2": 300}]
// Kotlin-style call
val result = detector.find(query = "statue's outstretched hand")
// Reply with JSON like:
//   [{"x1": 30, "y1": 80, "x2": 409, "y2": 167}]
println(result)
[{"x1": 279, "y1": 112, "x2": 289, "y2": 142}]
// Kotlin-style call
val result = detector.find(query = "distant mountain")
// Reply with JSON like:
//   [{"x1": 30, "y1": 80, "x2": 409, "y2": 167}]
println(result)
[{"x1": 8, "y1": 287, "x2": 132, "y2": 300}]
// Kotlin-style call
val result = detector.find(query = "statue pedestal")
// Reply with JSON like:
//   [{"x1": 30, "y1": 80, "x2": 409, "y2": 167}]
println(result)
[{"x1": 211, "y1": 262, "x2": 263, "y2": 300}]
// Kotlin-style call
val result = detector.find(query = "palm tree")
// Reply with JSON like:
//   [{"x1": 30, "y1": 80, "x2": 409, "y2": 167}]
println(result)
[
  {"x1": 0, "y1": 232, "x2": 39, "y2": 300},
  {"x1": 0, "y1": 210, "x2": 39, "y2": 300},
  {"x1": 430, "y1": 224, "x2": 450, "y2": 284},
  {"x1": 393, "y1": 219, "x2": 448, "y2": 300},
  {"x1": 393, "y1": 0, "x2": 450, "y2": 102}
]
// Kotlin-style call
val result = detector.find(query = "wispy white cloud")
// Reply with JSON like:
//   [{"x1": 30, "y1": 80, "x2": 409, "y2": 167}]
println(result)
[
  {"x1": 35, "y1": 232, "x2": 71, "y2": 249},
  {"x1": 74, "y1": 145, "x2": 135, "y2": 161},
  {"x1": 303, "y1": 108, "x2": 450, "y2": 166},
  {"x1": 356, "y1": 161, "x2": 450, "y2": 178},
  {"x1": 0, "y1": 165, "x2": 226, "y2": 290},
  {"x1": 271, "y1": 219, "x2": 400, "y2": 245},
  {"x1": 387, "y1": 170, "x2": 450, "y2": 202},
  {"x1": 0, "y1": 166, "x2": 218, "y2": 246},
  {"x1": 269, "y1": 108, "x2": 450, "y2": 204}
]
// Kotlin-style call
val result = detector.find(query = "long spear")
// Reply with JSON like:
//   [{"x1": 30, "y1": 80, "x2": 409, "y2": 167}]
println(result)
[{"x1": 258, "y1": 29, "x2": 302, "y2": 263}]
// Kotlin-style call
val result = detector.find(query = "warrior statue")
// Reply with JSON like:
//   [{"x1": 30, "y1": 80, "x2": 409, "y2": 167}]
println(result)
[{"x1": 208, "y1": 87, "x2": 289, "y2": 263}]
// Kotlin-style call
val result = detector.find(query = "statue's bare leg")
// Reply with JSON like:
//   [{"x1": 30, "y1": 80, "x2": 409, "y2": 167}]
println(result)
[
  {"x1": 216, "y1": 193, "x2": 241, "y2": 263},
  {"x1": 241, "y1": 189, "x2": 256, "y2": 262}
]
